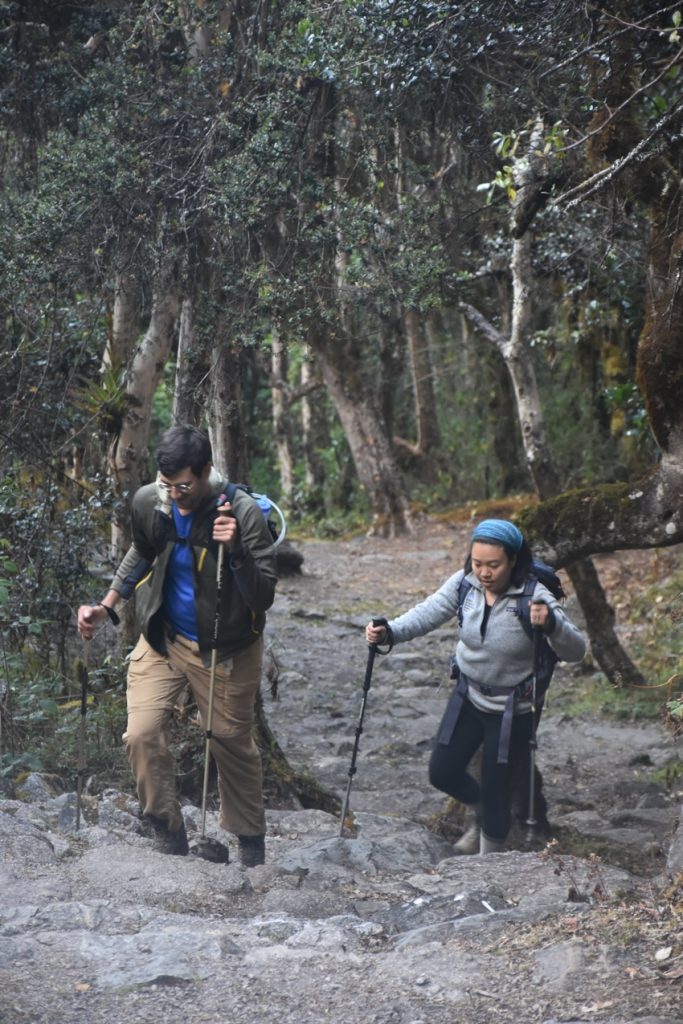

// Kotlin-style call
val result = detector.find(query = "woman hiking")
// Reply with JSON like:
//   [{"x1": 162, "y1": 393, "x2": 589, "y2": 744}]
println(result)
[{"x1": 365, "y1": 519, "x2": 586, "y2": 854}]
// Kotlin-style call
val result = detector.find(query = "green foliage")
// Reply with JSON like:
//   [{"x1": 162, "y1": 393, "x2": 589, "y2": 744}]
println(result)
[
  {"x1": 0, "y1": 463, "x2": 126, "y2": 783},
  {"x1": 74, "y1": 361, "x2": 129, "y2": 437},
  {"x1": 0, "y1": 0, "x2": 671, "y2": 526},
  {"x1": 554, "y1": 562, "x2": 683, "y2": 731},
  {"x1": 603, "y1": 382, "x2": 651, "y2": 454},
  {"x1": 552, "y1": 670, "x2": 667, "y2": 723},
  {"x1": 0, "y1": 2, "x2": 679, "y2": 782},
  {"x1": 652, "y1": 758, "x2": 683, "y2": 788},
  {"x1": 626, "y1": 575, "x2": 683, "y2": 692},
  {"x1": 0, "y1": 541, "x2": 17, "y2": 609},
  {"x1": 1, "y1": 661, "x2": 129, "y2": 784}
]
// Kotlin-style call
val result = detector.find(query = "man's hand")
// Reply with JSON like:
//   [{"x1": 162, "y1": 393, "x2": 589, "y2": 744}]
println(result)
[
  {"x1": 77, "y1": 604, "x2": 108, "y2": 640},
  {"x1": 213, "y1": 501, "x2": 239, "y2": 551}
]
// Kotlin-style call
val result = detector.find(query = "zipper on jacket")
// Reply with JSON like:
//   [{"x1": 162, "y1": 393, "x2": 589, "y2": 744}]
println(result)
[{"x1": 480, "y1": 601, "x2": 492, "y2": 640}]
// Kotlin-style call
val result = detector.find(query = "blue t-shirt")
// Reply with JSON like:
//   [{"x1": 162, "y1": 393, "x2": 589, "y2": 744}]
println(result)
[{"x1": 162, "y1": 506, "x2": 198, "y2": 640}]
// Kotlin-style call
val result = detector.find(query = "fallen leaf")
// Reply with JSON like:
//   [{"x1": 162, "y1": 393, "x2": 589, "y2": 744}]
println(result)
[
  {"x1": 581, "y1": 1001, "x2": 615, "y2": 1013},
  {"x1": 75, "y1": 983, "x2": 90, "y2": 992},
  {"x1": 655, "y1": 946, "x2": 673, "y2": 962}
]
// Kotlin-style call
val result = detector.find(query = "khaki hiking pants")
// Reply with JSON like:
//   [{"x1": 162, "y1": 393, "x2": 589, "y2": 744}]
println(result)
[{"x1": 123, "y1": 632, "x2": 265, "y2": 837}]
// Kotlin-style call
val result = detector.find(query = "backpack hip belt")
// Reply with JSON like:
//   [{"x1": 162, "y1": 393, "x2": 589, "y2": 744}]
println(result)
[{"x1": 436, "y1": 671, "x2": 535, "y2": 765}]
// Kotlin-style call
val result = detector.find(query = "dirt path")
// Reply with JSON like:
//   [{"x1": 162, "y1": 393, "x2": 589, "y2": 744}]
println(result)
[
  {"x1": 267, "y1": 517, "x2": 682, "y2": 871},
  {"x1": 1, "y1": 516, "x2": 682, "y2": 1024}
]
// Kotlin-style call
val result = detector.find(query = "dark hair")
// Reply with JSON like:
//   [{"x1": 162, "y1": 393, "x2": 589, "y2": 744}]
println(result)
[
  {"x1": 155, "y1": 425, "x2": 212, "y2": 477},
  {"x1": 464, "y1": 538, "x2": 533, "y2": 587}
]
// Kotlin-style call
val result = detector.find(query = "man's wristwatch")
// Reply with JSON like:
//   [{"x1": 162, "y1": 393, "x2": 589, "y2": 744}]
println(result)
[{"x1": 96, "y1": 603, "x2": 121, "y2": 627}]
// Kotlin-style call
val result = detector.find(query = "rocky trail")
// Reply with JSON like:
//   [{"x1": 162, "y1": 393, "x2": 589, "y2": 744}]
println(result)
[{"x1": 1, "y1": 518, "x2": 682, "y2": 1024}]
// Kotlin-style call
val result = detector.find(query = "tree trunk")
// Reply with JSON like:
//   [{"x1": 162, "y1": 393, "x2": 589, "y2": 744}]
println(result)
[
  {"x1": 520, "y1": 203, "x2": 683, "y2": 563},
  {"x1": 298, "y1": 78, "x2": 413, "y2": 536},
  {"x1": 107, "y1": 269, "x2": 179, "y2": 647},
  {"x1": 109, "y1": 269, "x2": 179, "y2": 562},
  {"x1": 394, "y1": 307, "x2": 441, "y2": 461},
  {"x1": 173, "y1": 297, "x2": 205, "y2": 426},
  {"x1": 377, "y1": 306, "x2": 403, "y2": 441},
  {"x1": 106, "y1": 272, "x2": 140, "y2": 371},
  {"x1": 271, "y1": 331, "x2": 294, "y2": 505},
  {"x1": 207, "y1": 338, "x2": 249, "y2": 482},
  {"x1": 461, "y1": 119, "x2": 645, "y2": 686},
  {"x1": 300, "y1": 346, "x2": 326, "y2": 505},
  {"x1": 511, "y1": 10, "x2": 682, "y2": 567},
  {"x1": 314, "y1": 338, "x2": 414, "y2": 538}
]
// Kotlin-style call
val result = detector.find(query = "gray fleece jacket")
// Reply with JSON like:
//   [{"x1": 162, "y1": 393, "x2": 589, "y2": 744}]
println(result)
[{"x1": 389, "y1": 569, "x2": 586, "y2": 714}]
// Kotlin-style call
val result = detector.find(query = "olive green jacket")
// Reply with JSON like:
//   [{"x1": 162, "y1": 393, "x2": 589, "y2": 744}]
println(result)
[{"x1": 111, "y1": 478, "x2": 277, "y2": 661}]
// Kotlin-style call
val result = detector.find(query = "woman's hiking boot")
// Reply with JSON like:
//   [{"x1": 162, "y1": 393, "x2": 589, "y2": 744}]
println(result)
[
  {"x1": 453, "y1": 808, "x2": 480, "y2": 855},
  {"x1": 479, "y1": 832, "x2": 504, "y2": 855},
  {"x1": 238, "y1": 833, "x2": 266, "y2": 867},
  {"x1": 146, "y1": 815, "x2": 189, "y2": 856}
]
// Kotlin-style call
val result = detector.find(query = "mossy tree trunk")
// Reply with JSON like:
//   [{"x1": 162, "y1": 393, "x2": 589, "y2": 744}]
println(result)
[
  {"x1": 298, "y1": 80, "x2": 414, "y2": 537},
  {"x1": 462, "y1": 121, "x2": 645, "y2": 686},
  {"x1": 520, "y1": 11, "x2": 683, "y2": 565},
  {"x1": 173, "y1": 297, "x2": 206, "y2": 427}
]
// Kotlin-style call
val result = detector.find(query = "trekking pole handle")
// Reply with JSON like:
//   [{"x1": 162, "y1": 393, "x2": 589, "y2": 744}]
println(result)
[
  {"x1": 530, "y1": 599, "x2": 550, "y2": 630},
  {"x1": 370, "y1": 617, "x2": 384, "y2": 644},
  {"x1": 367, "y1": 616, "x2": 392, "y2": 653}
]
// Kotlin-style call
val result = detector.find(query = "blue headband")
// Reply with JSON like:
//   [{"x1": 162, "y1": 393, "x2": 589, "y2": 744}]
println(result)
[{"x1": 471, "y1": 519, "x2": 524, "y2": 552}]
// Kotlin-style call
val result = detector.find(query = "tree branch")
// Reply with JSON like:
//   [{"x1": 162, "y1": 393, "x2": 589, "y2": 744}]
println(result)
[
  {"x1": 553, "y1": 102, "x2": 683, "y2": 209},
  {"x1": 459, "y1": 302, "x2": 506, "y2": 352},
  {"x1": 516, "y1": 453, "x2": 683, "y2": 568}
]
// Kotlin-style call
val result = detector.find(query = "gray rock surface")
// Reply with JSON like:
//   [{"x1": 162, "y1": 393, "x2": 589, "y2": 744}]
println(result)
[{"x1": 1, "y1": 525, "x2": 681, "y2": 1024}]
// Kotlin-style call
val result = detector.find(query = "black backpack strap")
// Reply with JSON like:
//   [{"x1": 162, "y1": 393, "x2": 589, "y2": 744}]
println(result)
[
  {"x1": 514, "y1": 576, "x2": 537, "y2": 641},
  {"x1": 456, "y1": 575, "x2": 471, "y2": 628}
]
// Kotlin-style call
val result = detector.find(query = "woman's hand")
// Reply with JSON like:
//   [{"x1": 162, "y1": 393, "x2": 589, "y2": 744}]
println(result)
[
  {"x1": 530, "y1": 600, "x2": 551, "y2": 631},
  {"x1": 365, "y1": 621, "x2": 387, "y2": 646}
]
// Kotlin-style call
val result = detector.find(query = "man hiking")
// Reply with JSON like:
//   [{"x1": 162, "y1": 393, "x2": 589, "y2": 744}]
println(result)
[{"x1": 77, "y1": 425, "x2": 277, "y2": 867}]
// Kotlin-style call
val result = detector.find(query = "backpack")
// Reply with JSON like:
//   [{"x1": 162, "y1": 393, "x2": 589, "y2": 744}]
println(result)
[
  {"x1": 456, "y1": 558, "x2": 565, "y2": 700},
  {"x1": 223, "y1": 482, "x2": 283, "y2": 549}
]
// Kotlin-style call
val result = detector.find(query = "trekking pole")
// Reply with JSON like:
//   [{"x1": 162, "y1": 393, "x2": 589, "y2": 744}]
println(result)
[
  {"x1": 525, "y1": 623, "x2": 542, "y2": 841},
  {"x1": 75, "y1": 639, "x2": 89, "y2": 831},
  {"x1": 339, "y1": 618, "x2": 386, "y2": 837},
  {"x1": 189, "y1": 506, "x2": 231, "y2": 863}
]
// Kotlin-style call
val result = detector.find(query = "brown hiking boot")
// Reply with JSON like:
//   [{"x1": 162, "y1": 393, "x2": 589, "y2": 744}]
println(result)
[
  {"x1": 146, "y1": 815, "x2": 189, "y2": 856},
  {"x1": 238, "y1": 833, "x2": 265, "y2": 867}
]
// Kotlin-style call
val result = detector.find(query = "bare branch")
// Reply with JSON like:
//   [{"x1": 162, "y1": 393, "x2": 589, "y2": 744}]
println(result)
[
  {"x1": 459, "y1": 302, "x2": 506, "y2": 352},
  {"x1": 562, "y1": 46, "x2": 683, "y2": 154},
  {"x1": 553, "y1": 101, "x2": 683, "y2": 208}
]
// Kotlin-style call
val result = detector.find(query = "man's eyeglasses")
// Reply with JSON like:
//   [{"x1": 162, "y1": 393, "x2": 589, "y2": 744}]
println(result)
[{"x1": 158, "y1": 479, "x2": 195, "y2": 494}]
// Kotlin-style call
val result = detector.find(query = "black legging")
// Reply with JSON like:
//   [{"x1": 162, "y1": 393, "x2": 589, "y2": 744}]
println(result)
[{"x1": 428, "y1": 696, "x2": 533, "y2": 843}]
